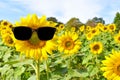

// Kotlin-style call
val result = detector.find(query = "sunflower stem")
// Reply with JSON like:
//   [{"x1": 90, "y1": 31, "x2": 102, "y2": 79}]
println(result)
[
  {"x1": 36, "y1": 60, "x2": 40, "y2": 80},
  {"x1": 45, "y1": 60, "x2": 50, "y2": 80},
  {"x1": 95, "y1": 55, "x2": 99, "y2": 79},
  {"x1": 68, "y1": 56, "x2": 72, "y2": 69}
]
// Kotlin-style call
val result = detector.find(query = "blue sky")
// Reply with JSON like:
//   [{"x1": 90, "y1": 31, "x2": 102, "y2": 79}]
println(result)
[{"x1": 0, "y1": 0, "x2": 120, "y2": 24}]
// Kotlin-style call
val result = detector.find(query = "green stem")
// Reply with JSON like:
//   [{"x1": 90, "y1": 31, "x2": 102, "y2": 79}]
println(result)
[
  {"x1": 36, "y1": 60, "x2": 40, "y2": 80},
  {"x1": 45, "y1": 60, "x2": 49, "y2": 80},
  {"x1": 68, "y1": 56, "x2": 72, "y2": 69},
  {"x1": 95, "y1": 55, "x2": 99, "y2": 79}
]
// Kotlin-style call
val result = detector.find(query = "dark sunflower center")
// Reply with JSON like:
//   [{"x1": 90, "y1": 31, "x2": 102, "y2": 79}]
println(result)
[
  {"x1": 110, "y1": 26, "x2": 114, "y2": 29},
  {"x1": 3, "y1": 22, "x2": 8, "y2": 26},
  {"x1": 7, "y1": 36, "x2": 14, "y2": 44},
  {"x1": 117, "y1": 65, "x2": 120, "y2": 72},
  {"x1": 104, "y1": 27, "x2": 107, "y2": 30},
  {"x1": 9, "y1": 24, "x2": 13, "y2": 28},
  {"x1": 93, "y1": 44, "x2": 99, "y2": 51},
  {"x1": 39, "y1": 41, "x2": 46, "y2": 48},
  {"x1": 92, "y1": 30, "x2": 96, "y2": 33},
  {"x1": 65, "y1": 41, "x2": 72, "y2": 47},
  {"x1": 118, "y1": 37, "x2": 120, "y2": 41},
  {"x1": 60, "y1": 25, "x2": 64, "y2": 28}
]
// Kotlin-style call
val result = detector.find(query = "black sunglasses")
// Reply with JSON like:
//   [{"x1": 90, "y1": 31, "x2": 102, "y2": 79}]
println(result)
[{"x1": 12, "y1": 26, "x2": 56, "y2": 40}]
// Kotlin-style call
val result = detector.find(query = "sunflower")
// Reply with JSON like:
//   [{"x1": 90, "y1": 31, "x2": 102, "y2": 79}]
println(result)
[
  {"x1": 101, "y1": 50, "x2": 120, "y2": 80},
  {"x1": 56, "y1": 23, "x2": 65, "y2": 32},
  {"x1": 70, "y1": 27, "x2": 76, "y2": 32},
  {"x1": 114, "y1": 33, "x2": 120, "y2": 44},
  {"x1": 13, "y1": 14, "x2": 57, "y2": 61},
  {"x1": 90, "y1": 27, "x2": 100, "y2": 36},
  {"x1": 107, "y1": 24, "x2": 116, "y2": 32},
  {"x1": 101, "y1": 26, "x2": 108, "y2": 32},
  {"x1": 0, "y1": 20, "x2": 12, "y2": 30},
  {"x1": 1, "y1": 33, "x2": 15, "y2": 47},
  {"x1": 79, "y1": 25, "x2": 85, "y2": 32},
  {"x1": 96, "y1": 23, "x2": 104, "y2": 31},
  {"x1": 0, "y1": 20, "x2": 15, "y2": 47},
  {"x1": 90, "y1": 42, "x2": 103, "y2": 54},
  {"x1": 86, "y1": 32, "x2": 94, "y2": 40},
  {"x1": 85, "y1": 26, "x2": 92, "y2": 32},
  {"x1": 58, "y1": 31, "x2": 82, "y2": 56}
]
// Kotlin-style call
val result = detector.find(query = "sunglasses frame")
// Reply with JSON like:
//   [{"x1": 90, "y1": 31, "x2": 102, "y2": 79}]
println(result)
[{"x1": 12, "y1": 26, "x2": 56, "y2": 40}]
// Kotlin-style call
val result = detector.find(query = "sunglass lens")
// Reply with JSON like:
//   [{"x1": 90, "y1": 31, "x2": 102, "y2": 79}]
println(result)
[
  {"x1": 12, "y1": 27, "x2": 32, "y2": 40},
  {"x1": 37, "y1": 27, "x2": 56, "y2": 40}
]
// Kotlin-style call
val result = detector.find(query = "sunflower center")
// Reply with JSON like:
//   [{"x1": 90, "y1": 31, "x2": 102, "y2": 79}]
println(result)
[
  {"x1": 92, "y1": 30, "x2": 96, "y2": 33},
  {"x1": 93, "y1": 44, "x2": 99, "y2": 51},
  {"x1": 3, "y1": 21, "x2": 8, "y2": 26},
  {"x1": 65, "y1": 40, "x2": 74, "y2": 50},
  {"x1": 9, "y1": 24, "x2": 13, "y2": 28},
  {"x1": 104, "y1": 27, "x2": 107, "y2": 30},
  {"x1": 39, "y1": 41, "x2": 46, "y2": 48},
  {"x1": 65, "y1": 41, "x2": 71, "y2": 47},
  {"x1": 118, "y1": 37, "x2": 120, "y2": 41},
  {"x1": 117, "y1": 65, "x2": 120, "y2": 72},
  {"x1": 110, "y1": 25, "x2": 114, "y2": 29},
  {"x1": 6, "y1": 36, "x2": 14, "y2": 44}
]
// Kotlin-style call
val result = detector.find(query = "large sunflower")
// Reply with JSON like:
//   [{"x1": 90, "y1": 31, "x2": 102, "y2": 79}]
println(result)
[
  {"x1": 114, "y1": 33, "x2": 120, "y2": 44},
  {"x1": 101, "y1": 50, "x2": 120, "y2": 80},
  {"x1": 58, "y1": 31, "x2": 82, "y2": 56},
  {"x1": 13, "y1": 14, "x2": 57, "y2": 61},
  {"x1": 90, "y1": 42, "x2": 103, "y2": 54}
]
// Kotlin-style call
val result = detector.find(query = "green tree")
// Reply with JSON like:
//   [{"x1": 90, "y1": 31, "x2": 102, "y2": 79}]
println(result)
[
  {"x1": 86, "y1": 19, "x2": 96, "y2": 27},
  {"x1": 66, "y1": 17, "x2": 84, "y2": 30},
  {"x1": 113, "y1": 12, "x2": 120, "y2": 30},
  {"x1": 86, "y1": 17, "x2": 105, "y2": 27},
  {"x1": 92, "y1": 17, "x2": 105, "y2": 24},
  {"x1": 47, "y1": 17, "x2": 58, "y2": 23}
]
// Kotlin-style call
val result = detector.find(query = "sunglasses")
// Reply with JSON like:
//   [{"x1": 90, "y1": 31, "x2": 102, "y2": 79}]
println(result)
[{"x1": 12, "y1": 26, "x2": 56, "y2": 40}]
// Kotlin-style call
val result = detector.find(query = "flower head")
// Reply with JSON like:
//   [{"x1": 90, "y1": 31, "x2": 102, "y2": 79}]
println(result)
[
  {"x1": 90, "y1": 27, "x2": 100, "y2": 36},
  {"x1": 79, "y1": 25, "x2": 85, "y2": 32},
  {"x1": 90, "y1": 42, "x2": 103, "y2": 54},
  {"x1": 2, "y1": 34, "x2": 15, "y2": 47},
  {"x1": 58, "y1": 31, "x2": 81, "y2": 56},
  {"x1": 86, "y1": 32, "x2": 94, "y2": 40},
  {"x1": 13, "y1": 14, "x2": 57, "y2": 61},
  {"x1": 0, "y1": 20, "x2": 15, "y2": 47},
  {"x1": 108, "y1": 24, "x2": 116, "y2": 32},
  {"x1": 114, "y1": 33, "x2": 120, "y2": 44},
  {"x1": 101, "y1": 50, "x2": 120, "y2": 80}
]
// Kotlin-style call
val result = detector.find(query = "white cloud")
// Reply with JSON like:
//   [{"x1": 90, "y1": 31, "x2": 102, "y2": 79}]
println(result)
[
  {"x1": 13, "y1": 0, "x2": 104, "y2": 23},
  {"x1": 1, "y1": 0, "x2": 120, "y2": 23}
]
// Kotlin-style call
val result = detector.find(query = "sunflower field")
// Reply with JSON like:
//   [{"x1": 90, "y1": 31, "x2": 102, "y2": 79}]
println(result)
[{"x1": 0, "y1": 14, "x2": 120, "y2": 80}]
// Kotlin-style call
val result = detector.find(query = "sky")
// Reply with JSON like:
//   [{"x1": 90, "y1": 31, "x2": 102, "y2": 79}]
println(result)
[{"x1": 0, "y1": 0, "x2": 120, "y2": 24}]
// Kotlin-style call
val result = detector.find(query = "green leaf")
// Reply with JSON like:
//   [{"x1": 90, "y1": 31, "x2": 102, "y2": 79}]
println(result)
[
  {"x1": 82, "y1": 53, "x2": 93, "y2": 65},
  {"x1": 14, "y1": 66, "x2": 25, "y2": 77},
  {"x1": 28, "y1": 75, "x2": 36, "y2": 80},
  {"x1": 80, "y1": 72, "x2": 89, "y2": 77},
  {"x1": 0, "y1": 64, "x2": 11, "y2": 75},
  {"x1": 89, "y1": 66, "x2": 99, "y2": 76},
  {"x1": 13, "y1": 59, "x2": 33, "y2": 67}
]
